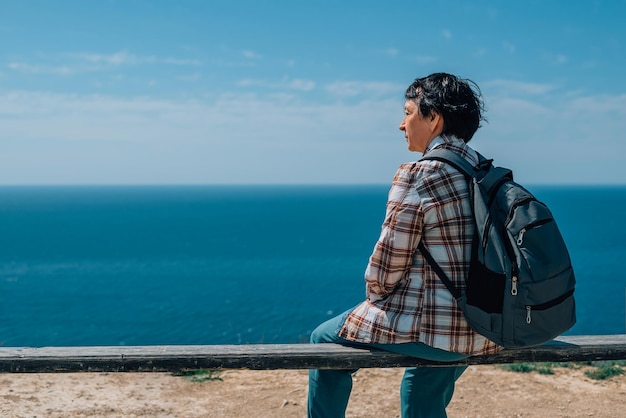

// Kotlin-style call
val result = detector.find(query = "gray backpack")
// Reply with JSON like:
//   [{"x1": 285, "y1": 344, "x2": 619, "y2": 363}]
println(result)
[{"x1": 419, "y1": 148, "x2": 576, "y2": 348}]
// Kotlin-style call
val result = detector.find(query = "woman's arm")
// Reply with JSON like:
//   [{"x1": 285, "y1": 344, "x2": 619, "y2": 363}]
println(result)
[{"x1": 365, "y1": 167, "x2": 423, "y2": 300}]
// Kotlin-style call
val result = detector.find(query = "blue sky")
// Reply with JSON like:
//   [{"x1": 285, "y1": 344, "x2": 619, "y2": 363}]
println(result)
[{"x1": 1, "y1": 0, "x2": 625, "y2": 185}]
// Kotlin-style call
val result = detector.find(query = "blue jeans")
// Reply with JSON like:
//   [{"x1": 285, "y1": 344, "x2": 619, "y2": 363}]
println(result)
[{"x1": 307, "y1": 311, "x2": 469, "y2": 418}]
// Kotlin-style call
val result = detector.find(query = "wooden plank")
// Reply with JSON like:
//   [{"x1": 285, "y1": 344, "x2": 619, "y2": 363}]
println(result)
[{"x1": 0, "y1": 334, "x2": 624, "y2": 373}]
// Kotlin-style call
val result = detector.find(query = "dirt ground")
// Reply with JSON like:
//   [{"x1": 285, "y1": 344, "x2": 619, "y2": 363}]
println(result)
[{"x1": 0, "y1": 364, "x2": 624, "y2": 417}]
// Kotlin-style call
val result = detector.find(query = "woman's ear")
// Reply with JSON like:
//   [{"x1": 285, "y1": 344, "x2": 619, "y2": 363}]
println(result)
[{"x1": 430, "y1": 112, "x2": 444, "y2": 135}]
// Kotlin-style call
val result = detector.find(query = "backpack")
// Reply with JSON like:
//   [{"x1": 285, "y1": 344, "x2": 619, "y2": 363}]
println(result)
[{"x1": 418, "y1": 148, "x2": 576, "y2": 349}]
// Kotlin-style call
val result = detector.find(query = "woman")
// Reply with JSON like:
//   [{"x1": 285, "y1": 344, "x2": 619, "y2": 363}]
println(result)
[{"x1": 307, "y1": 73, "x2": 501, "y2": 418}]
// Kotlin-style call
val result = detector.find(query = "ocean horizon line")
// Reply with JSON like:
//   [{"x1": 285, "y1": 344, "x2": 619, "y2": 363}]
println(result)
[{"x1": 1, "y1": 183, "x2": 625, "y2": 188}]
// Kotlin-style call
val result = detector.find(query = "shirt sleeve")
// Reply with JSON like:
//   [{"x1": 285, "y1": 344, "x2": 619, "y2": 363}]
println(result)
[{"x1": 365, "y1": 165, "x2": 423, "y2": 300}]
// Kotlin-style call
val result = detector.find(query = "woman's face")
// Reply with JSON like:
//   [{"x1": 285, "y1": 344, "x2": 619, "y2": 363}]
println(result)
[{"x1": 399, "y1": 100, "x2": 442, "y2": 153}]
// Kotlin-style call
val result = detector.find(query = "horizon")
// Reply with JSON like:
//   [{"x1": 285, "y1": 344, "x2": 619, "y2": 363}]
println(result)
[{"x1": 1, "y1": 183, "x2": 624, "y2": 188}]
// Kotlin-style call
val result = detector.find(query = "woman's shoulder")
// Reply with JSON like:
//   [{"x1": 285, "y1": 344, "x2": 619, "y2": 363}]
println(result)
[
  {"x1": 393, "y1": 157, "x2": 469, "y2": 199},
  {"x1": 392, "y1": 162, "x2": 421, "y2": 184},
  {"x1": 393, "y1": 159, "x2": 448, "y2": 182}
]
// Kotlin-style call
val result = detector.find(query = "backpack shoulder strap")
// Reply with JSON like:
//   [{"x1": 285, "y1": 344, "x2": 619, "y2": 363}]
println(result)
[
  {"x1": 479, "y1": 166, "x2": 514, "y2": 196},
  {"x1": 417, "y1": 241, "x2": 462, "y2": 300},
  {"x1": 422, "y1": 148, "x2": 514, "y2": 198},
  {"x1": 417, "y1": 147, "x2": 485, "y2": 300},
  {"x1": 419, "y1": 148, "x2": 480, "y2": 179}
]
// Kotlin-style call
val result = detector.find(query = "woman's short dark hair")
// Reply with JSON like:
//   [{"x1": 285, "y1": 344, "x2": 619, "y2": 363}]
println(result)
[{"x1": 404, "y1": 73, "x2": 486, "y2": 142}]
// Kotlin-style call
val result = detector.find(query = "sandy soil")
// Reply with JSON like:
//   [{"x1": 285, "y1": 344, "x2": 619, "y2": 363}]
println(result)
[{"x1": 0, "y1": 364, "x2": 624, "y2": 417}]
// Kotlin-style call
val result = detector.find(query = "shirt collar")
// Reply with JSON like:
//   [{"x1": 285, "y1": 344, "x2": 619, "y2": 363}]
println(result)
[{"x1": 424, "y1": 134, "x2": 463, "y2": 154}]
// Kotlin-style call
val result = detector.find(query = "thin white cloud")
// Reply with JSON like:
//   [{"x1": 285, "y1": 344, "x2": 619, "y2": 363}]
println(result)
[
  {"x1": 79, "y1": 51, "x2": 140, "y2": 65},
  {"x1": 74, "y1": 51, "x2": 201, "y2": 67},
  {"x1": 237, "y1": 77, "x2": 315, "y2": 92},
  {"x1": 501, "y1": 41, "x2": 516, "y2": 54},
  {"x1": 6, "y1": 51, "x2": 202, "y2": 78},
  {"x1": 539, "y1": 51, "x2": 570, "y2": 66},
  {"x1": 242, "y1": 50, "x2": 262, "y2": 60},
  {"x1": 442, "y1": 29, "x2": 453, "y2": 40},
  {"x1": 581, "y1": 60, "x2": 598, "y2": 70},
  {"x1": 473, "y1": 48, "x2": 488, "y2": 58},
  {"x1": 7, "y1": 62, "x2": 74, "y2": 75},
  {"x1": 485, "y1": 7, "x2": 500, "y2": 20},
  {"x1": 382, "y1": 48, "x2": 399, "y2": 57},
  {"x1": 483, "y1": 79, "x2": 557, "y2": 96},
  {"x1": 555, "y1": 54, "x2": 568, "y2": 64},
  {"x1": 178, "y1": 72, "x2": 202, "y2": 82},
  {"x1": 414, "y1": 55, "x2": 437, "y2": 65},
  {"x1": 161, "y1": 57, "x2": 203, "y2": 66},
  {"x1": 285, "y1": 79, "x2": 315, "y2": 91},
  {"x1": 237, "y1": 79, "x2": 255, "y2": 87},
  {"x1": 324, "y1": 81, "x2": 402, "y2": 98}
]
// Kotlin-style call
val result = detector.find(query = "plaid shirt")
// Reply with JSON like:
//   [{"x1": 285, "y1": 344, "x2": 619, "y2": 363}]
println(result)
[{"x1": 338, "y1": 135, "x2": 501, "y2": 355}]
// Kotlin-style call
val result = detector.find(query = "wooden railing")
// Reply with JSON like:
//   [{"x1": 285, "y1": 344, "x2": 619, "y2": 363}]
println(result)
[{"x1": 1, "y1": 334, "x2": 624, "y2": 373}]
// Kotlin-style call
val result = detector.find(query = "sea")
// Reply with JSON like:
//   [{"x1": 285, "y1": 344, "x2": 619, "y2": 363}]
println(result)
[{"x1": 0, "y1": 185, "x2": 624, "y2": 347}]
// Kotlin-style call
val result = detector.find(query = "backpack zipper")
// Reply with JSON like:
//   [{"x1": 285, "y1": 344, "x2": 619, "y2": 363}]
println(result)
[
  {"x1": 504, "y1": 196, "x2": 537, "y2": 226},
  {"x1": 525, "y1": 289, "x2": 575, "y2": 324},
  {"x1": 511, "y1": 275, "x2": 518, "y2": 296},
  {"x1": 482, "y1": 217, "x2": 491, "y2": 248},
  {"x1": 516, "y1": 218, "x2": 552, "y2": 246}
]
